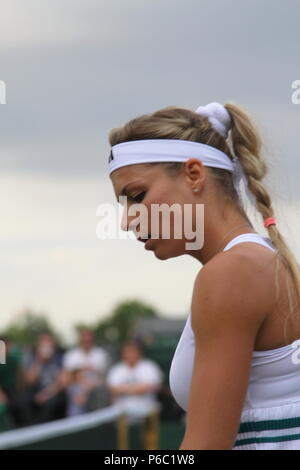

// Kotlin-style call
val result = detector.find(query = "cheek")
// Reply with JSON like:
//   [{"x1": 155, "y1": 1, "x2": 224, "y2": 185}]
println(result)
[
  {"x1": 147, "y1": 202, "x2": 187, "y2": 238},
  {"x1": 146, "y1": 184, "x2": 185, "y2": 236}
]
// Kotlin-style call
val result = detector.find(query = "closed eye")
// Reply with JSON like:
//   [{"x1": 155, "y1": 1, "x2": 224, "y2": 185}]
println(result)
[{"x1": 132, "y1": 192, "x2": 146, "y2": 203}]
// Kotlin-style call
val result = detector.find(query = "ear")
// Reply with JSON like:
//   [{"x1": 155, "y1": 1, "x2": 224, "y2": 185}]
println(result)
[{"x1": 183, "y1": 158, "x2": 206, "y2": 189}]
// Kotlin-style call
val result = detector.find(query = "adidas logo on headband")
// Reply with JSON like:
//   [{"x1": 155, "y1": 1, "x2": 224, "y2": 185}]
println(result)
[{"x1": 108, "y1": 150, "x2": 114, "y2": 163}]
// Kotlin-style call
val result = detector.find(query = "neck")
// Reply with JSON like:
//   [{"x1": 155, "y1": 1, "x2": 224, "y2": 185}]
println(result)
[{"x1": 188, "y1": 204, "x2": 257, "y2": 265}]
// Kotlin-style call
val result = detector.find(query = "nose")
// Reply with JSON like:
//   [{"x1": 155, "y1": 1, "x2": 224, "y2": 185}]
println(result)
[
  {"x1": 120, "y1": 209, "x2": 128, "y2": 231},
  {"x1": 120, "y1": 208, "x2": 140, "y2": 235}
]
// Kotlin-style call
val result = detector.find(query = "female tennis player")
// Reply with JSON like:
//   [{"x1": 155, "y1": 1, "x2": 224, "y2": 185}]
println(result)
[{"x1": 107, "y1": 101, "x2": 300, "y2": 450}]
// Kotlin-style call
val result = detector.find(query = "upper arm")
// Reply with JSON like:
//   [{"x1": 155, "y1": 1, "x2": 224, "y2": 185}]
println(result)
[{"x1": 181, "y1": 252, "x2": 267, "y2": 450}]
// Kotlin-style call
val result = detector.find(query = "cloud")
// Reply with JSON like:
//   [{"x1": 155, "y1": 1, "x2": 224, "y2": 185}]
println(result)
[
  {"x1": 0, "y1": 0, "x2": 123, "y2": 50},
  {"x1": 0, "y1": 0, "x2": 299, "y2": 177},
  {"x1": 1, "y1": 0, "x2": 300, "y2": 341}
]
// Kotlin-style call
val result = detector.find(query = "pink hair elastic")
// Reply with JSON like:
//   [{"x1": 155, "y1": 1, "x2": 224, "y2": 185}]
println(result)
[{"x1": 264, "y1": 217, "x2": 276, "y2": 228}]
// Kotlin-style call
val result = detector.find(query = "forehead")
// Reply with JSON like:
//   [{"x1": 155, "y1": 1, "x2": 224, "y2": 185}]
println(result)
[
  {"x1": 39, "y1": 334, "x2": 54, "y2": 343},
  {"x1": 123, "y1": 344, "x2": 140, "y2": 352},
  {"x1": 110, "y1": 164, "x2": 161, "y2": 194},
  {"x1": 81, "y1": 329, "x2": 93, "y2": 336}
]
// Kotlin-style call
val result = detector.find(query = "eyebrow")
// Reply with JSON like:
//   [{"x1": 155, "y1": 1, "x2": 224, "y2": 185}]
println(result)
[
  {"x1": 119, "y1": 181, "x2": 143, "y2": 197},
  {"x1": 120, "y1": 184, "x2": 131, "y2": 197}
]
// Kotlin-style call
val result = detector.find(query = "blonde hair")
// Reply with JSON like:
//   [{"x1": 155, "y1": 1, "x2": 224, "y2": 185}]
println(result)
[{"x1": 109, "y1": 103, "x2": 300, "y2": 343}]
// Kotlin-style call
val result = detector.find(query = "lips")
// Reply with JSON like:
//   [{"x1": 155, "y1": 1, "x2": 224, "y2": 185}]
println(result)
[{"x1": 137, "y1": 233, "x2": 151, "y2": 243}]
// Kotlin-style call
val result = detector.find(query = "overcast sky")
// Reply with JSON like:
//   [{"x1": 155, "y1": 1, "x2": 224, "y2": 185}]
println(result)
[{"x1": 1, "y1": 0, "x2": 300, "y2": 343}]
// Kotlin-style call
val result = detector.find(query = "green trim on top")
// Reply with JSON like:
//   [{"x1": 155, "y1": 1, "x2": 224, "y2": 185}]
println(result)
[
  {"x1": 234, "y1": 432, "x2": 300, "y2": 447},
  {"x1": 238, "y1": 416, "x2": 300, "y2": 433}
]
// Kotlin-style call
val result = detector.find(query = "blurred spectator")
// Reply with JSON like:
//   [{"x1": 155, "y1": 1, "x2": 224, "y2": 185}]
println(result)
[
  {"x1": 63, "y1": 328, "x2": 111, "y2": 411},
  {"x1": 66, "y1": 368, "x2": 93, "y2": 417},
  {"x1": 0, "y1": 387, "x2": 10, "y2": 431},
  {"x1": 0, "y1": 336, "x2": 23, "y2": 430},
  {"x1": 9, "y1": 333, "x2": 67, "y2": 426},
  {"x1": 0, "y1": 337, "x2": 23, "y2": 397},
  {"x1": 106, "y1": 340, "x2": 163, "y2": 418}
]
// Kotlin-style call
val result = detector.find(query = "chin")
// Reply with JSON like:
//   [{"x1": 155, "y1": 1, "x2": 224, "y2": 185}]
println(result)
[
  {"x1": 152, "y1": 242, "x2": 183, "y2": 260},
  {"x1": 153, "y1": 249, "x2": 171, "y2": 260}
]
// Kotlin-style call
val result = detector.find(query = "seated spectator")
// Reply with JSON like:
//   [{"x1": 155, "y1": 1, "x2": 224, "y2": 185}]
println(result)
[
  {"x1": 10, "y1": 333, "x2": 67, "y2": 426},
  {"x1": 63, "y1": 328, "x2": 111, "y2": 411},
  {"x1": 106, "y1": 340, "x2": 163, "y2": 420}
]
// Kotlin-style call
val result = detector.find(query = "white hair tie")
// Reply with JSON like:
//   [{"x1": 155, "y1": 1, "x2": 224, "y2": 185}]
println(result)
[
  {"x1": 195, "y1": 102, "x2": 231, "y2": 138},
  {"x1": 195, "y1": 102, "x2": 257, "y2": 209}
]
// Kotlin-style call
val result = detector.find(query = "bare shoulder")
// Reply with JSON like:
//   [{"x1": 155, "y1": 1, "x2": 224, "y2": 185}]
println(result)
[
  {"x1": 181, "y1": 247, "x2": 275, "y2": 449},
  {"x1": 191, "y1": 246, "x2": 276, "y2": 344}
]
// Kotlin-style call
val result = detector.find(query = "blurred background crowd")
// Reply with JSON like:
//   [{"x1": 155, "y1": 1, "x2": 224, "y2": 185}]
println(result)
[{"x1": 0, "y1": 300, "x2": 186, "y2": 433}]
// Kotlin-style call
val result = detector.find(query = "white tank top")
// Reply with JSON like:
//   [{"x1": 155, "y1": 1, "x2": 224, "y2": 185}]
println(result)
[{"x1": 169, "y1": 233, "x2": 300, "y2": 414}]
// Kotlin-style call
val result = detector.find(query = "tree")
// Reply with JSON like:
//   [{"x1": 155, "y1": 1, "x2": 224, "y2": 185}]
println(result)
[
  {"x1": 0, "y1": 309, "x2": 63, "y2": 348},
  {"x1": 93, "y1": 299, "x2": 159, "y2": 345}
]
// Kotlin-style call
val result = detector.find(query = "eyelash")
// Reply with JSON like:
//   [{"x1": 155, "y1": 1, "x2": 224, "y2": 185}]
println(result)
[{"x1": 131, "y1": 192, "x2": 145, "y2": 203}]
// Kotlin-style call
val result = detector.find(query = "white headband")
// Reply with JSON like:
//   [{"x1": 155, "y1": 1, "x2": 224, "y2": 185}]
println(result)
[{"x1": 108, "y1": 102, "x2": 257, "y2": 212}]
